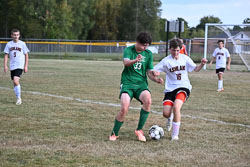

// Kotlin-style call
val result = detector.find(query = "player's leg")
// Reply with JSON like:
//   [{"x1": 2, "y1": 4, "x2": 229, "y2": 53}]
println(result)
[
  {"x1": 217, "y1": 68, "x2": 225, "y2": 92},
  {"x1": 11, "y1": 70, "x2": 22, "y2": 105},
  {"x1": 134, "y1": 90, "x2": 151, "y2": 142},
  {"x1": 163, "y1": 92, "x2": 174, "y2": 131},
  {"x1": 171, "y1": 91, "x2": 186, "y2": 140},
  {"x1": 163, "y1": 102, "x2": 173, "y2": 132},
  {"x1": 137, "y1": 90, "x2": 151, "y2": 129},
  {"x1": 110, "y1": 93, "x2": 131, "y2": 141}
]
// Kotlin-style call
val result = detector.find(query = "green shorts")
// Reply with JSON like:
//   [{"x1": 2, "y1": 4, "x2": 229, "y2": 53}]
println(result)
[{"x1": 119, "y1": 83, "x2": 150, "y2": 103}]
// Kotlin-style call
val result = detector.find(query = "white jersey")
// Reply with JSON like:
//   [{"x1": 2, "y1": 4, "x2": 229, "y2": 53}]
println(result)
[
  {"x1": 154, "y1": 54, "x2": 197, "y2": 92},
  {"x1": 212, "y1": 47, "x2": 230, "y2": 69},
  {"x1": 4, "y1": 40, "x2": 30, "y2": 71}
]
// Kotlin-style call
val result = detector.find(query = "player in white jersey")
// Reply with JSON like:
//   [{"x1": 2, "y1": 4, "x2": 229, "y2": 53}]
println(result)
[
  {"x1": 209, "y1": 40, "x2": 231, "y2": 92},
  {"x1": 152, "y1": 39, "x2": 207, "y2": 140},
  {"x1": 4, "y1": 29, "x2": 29, "y2": 105}
]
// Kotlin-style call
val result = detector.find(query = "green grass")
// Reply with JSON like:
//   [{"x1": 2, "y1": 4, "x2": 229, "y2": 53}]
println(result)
[{"x1": 0, "y1": 58, "x2": 250, "y2": 167}]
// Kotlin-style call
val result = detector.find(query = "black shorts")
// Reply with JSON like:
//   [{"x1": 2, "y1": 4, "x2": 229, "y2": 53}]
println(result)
[
  {"x1": 163, "y1": 87, "x2": 190, "y2": 103},
  {"x1": 11, "y1": 69, "x2": 23, "y2": 80},
  {"x1": 216, "y1": 68, "x2": 225, "y2": 74}
]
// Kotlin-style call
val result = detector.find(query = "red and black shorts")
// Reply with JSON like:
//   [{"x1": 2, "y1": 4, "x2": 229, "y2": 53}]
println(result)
[{"x1": 162, "y1": 87, "x2": 190, "y2": 106}]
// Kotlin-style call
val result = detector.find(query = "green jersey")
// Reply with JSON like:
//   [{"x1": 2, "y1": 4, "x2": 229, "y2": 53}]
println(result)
[{"x1": 121, "y1": 45, "x2": 154, "y2": 88}]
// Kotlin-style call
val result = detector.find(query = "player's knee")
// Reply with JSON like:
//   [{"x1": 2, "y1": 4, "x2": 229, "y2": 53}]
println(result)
[
  {"x1": 120, "y1": 107, "x2": 129, "y2": 116},
  {"x1": 13, "y1": 78, "x2": 20, "y2": 86},
  {"x1": 143, "y1": 98, "x2": 151, "y2": 108},
  {"x1": 163, "y1": 111, "x2": 171, "y2": 118}
]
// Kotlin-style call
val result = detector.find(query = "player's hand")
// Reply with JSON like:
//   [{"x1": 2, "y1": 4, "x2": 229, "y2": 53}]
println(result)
[
  {"x1": 4, "y1": 66, "x2": 8, "y2": 73},
  {"x1": 201, "y1": 58, "x2": 208, "y2": 65},
  {"x1": 227, "y1": 65, "x2": 230, "y2": 71},
  {"x1": 157, "y1": 78, "x2": 164, "y2": 84},
  {"x1": 136, "y1": 54, "x2": 142, "y2": 62},
  {"x1": 24, "y1": 66, "x2": 28, "y2": 73},
  {"x1": 152, "y1": 71, "x2": 160, "y2": 77}
]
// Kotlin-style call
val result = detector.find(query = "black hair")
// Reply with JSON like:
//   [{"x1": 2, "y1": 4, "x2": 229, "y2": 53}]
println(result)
[
  {"x1": 169, "y1": 38, "x2": 183, "y2": 49},
  {"x1": 217, "y1": 40, "x2": 224, "y2": 44},
  {"x1": 136, "y1": 32, "x2": 152, "y2": 45}
]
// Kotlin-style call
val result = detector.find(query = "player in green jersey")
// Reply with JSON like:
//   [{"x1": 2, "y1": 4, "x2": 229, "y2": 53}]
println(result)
[{"x1": 109, "y1": 32, "x2": 163, "y2": 142}]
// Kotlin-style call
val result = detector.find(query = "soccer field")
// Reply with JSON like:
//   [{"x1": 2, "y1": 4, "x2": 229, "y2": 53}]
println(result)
[{"x1": 0, "y1": 58, "x2": 250, "y2": 167}]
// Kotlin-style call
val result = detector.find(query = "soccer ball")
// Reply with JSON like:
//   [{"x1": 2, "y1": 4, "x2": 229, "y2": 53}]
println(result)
[{"x1": 148, "y1": 125, "x2": 164, "y2": 140}]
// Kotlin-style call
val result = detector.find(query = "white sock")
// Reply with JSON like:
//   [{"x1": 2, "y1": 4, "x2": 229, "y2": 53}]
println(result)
[
  {"x1": 169, "y1": 112, "x2": 174, "y2": 120},
  {"x1": 172, "y1": 122, "x2": 181, "y2": 138},
  {"x1": 14, "y1": 85, "x2": 21, "y2": 99},
  {"x1": 218, "y1": 80, "x2": 223, "y2": 89}
]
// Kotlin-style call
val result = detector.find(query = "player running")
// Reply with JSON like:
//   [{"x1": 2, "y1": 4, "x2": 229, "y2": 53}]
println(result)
[
  {"x1": 209, "y1": 40, "x2": 231, "y2": 92},
  {"x1": 109, "y1": 32, "x2": 163, "y2": 142},
  {"x1": 4, "y1": 29, "x2": 29, "y2": 105},
  {"x1": 152, "y1": 38, "x2": 207, "y2": 140}
]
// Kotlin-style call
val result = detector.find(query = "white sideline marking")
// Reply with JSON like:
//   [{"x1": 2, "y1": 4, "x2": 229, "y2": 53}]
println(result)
[{"x1": 1, "y1": 86, "x2": 250, "y2": 129}]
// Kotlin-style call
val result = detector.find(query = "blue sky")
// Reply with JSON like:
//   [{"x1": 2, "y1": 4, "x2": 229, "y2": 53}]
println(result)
[{"x1": 160, "y1": 0, "x2": 250, "y2": 27}]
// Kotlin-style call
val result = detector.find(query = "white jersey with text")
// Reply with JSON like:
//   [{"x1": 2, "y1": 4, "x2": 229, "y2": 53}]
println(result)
[
  {"x1": 212, "y1": 47, "x2": 230, "y2": 69},
  {"x1": 4, "y1": 40, "x2": 30, "y2": 71},
  {"x1": 154, "y1": 54, "x2": 197, "y2": 92}
]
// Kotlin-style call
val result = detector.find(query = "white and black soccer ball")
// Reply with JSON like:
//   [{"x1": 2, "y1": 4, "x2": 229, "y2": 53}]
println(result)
[{"x1": 148, "y1": 125, "x2": 164, "y2": 140}]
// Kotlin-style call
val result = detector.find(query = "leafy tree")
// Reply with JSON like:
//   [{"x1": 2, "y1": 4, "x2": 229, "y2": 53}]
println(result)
[
  {"x1": 69, "y1": 0, "x2": 96, "y2": 39},
  {"x1": 118, "y1": 0, "x2": 162, "y2": 40},
  {"x1": 88, "y1": 0, "x2": 121, "y2": 40},
  {"x1": 196, "y1": 15, "x2": 222, "y2": 30}
]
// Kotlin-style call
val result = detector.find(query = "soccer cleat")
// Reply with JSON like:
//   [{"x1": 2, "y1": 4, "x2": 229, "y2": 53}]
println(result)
[
  {"x1": 166, "y1": 118, "x2": 173, "y2": 132},
  {"x1": 16, "y1": 98, "x2": 22, "y2": 105},
  {"x1": 217, "y1": 88, "x2": 224, "y2": 92},
  {"x1": 109, "y1": 134, "x2": 119, "y2": 141},
  {"x1": 135, "y1": 129, "x2": 146, "y2": 142},
  {"x1": 171, "y1": 136, "x2": 179, "y2": 141}
]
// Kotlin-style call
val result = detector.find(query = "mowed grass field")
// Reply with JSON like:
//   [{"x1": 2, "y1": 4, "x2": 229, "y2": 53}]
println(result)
[{"x1": 0, "y1": 58, "x2": 250, "y2": 167}]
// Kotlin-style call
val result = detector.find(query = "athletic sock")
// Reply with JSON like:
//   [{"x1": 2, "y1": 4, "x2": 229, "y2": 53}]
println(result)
[
  {"x1": 14, "y1": 85, "x2": 21, "y2": 99},
  {"x1": 218, "y1": 80, "x2": 223, "y2": 89},
  {"x1": 169, "y1": 112, "x2": 174, "y2": 120},
  {"x1": 136, "y1": 108, "x2": 149, "y2": 130},
  {"x1": 172, "y1": 122, "x2": 181, "y2": 138},
  {"x1": 111, "y1": 119, "x2": 124, "y2": 136}
]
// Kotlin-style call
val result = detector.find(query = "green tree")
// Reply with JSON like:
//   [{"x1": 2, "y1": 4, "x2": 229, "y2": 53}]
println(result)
[
  {"x1": 118, "y1": 0, "x2": 162, "y2": 40},
  {"x1": 196, "y1": 15, "x2": 222, "y2": 30},
  {"x1": 88, "y1": 0, "x2": 121, "y2": 40},
  {"x1": 69, "y1": 0, "x2": 96, "y2": 39}
]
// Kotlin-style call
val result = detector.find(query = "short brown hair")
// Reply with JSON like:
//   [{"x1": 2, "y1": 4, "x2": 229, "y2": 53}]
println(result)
[
  {"x1": 169, "y1": 38, "x2": 182, "y2": 49},
  {"x1": 11, "y1": 29, "x2": 20, "y2": 35}
]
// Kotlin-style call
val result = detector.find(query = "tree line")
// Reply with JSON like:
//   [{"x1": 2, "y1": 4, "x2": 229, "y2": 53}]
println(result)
[{"x1": 0, "y1": 0, "x2": 249, "y2": 40}]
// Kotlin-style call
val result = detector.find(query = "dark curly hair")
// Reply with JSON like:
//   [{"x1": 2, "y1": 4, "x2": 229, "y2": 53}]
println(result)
[{"x1": 136, "y1": 32, "x2": 152, "y2": 45}]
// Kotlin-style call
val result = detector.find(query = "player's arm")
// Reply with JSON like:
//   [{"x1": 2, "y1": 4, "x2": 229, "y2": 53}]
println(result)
[
  {"x1": 194, "y1": 58, "x2": 207, "y2": 72},
  {"x1": 147, "y1": 70, "x2": 164, "y2": 84},
  {"x1": 4, "y1": 53, "x2": 8, "y2": 73},
  {"x1": 24, "y1": 53, "x2": 29, "y2": 73},
  {"x1": 123, "y1": 54, "x2": 142, "y2": 67},
  {"x1": 227, "y1": 57, "x2": 231, "y2": 70},
  {"x1": 209, "y1": 57, "x2": 216, "y2": 67}
]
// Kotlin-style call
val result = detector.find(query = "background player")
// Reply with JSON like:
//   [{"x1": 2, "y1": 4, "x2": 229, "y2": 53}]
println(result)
[
  {"x1": 209, "y1": 40, "x2": 231, "y2": 92},
  {"x1": 4, "y1": 29, "x2": 29, "y2": 105},
  {"x1": 153, "y1": 38, "x2": 207, "y2": 140},
  {"x1": 179, "y1": 39, "x2": 188, "y2": 56},
  {"x1": 109, "y1": 32, "x2": 163, "y2": 142}
]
